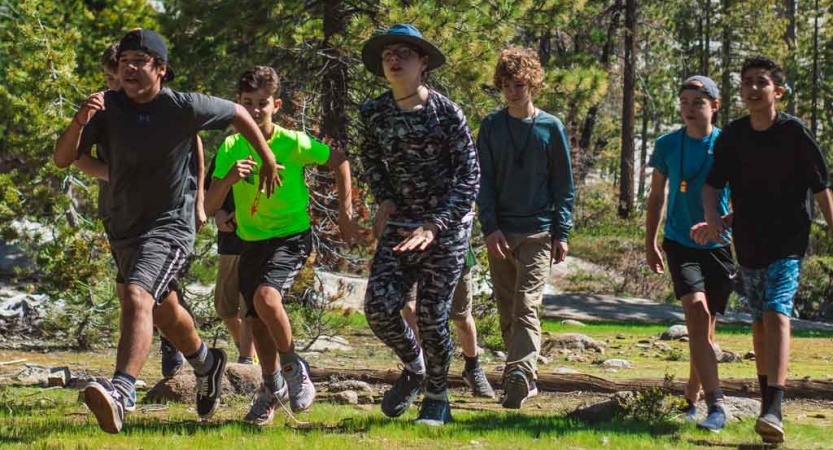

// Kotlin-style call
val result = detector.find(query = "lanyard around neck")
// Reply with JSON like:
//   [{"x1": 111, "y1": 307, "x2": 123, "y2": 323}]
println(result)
[{"x1": 678, "y1": 127, "x2": 715, "y2": 193}]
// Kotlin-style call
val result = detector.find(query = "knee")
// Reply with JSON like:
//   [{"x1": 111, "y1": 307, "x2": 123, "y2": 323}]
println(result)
[
  {"x1": 684, "y1": 299, "x2": 711, "y2": 333},
  {"x1": 253, "y1": 286, "x2": 282, "y2": 313},
  {"x1": 124, "y1": 285, "x2": 153, "y2": 313}
]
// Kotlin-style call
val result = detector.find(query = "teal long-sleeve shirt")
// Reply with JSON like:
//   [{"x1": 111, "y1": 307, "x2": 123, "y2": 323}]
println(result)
[{"x1": 476, "y1": 108, "x2": 575, "y2": 242}]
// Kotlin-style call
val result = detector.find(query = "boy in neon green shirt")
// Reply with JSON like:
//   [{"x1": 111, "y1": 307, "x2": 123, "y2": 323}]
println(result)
[{"x1": 206, "y1": 66, "x2": 355, "y2": 425}]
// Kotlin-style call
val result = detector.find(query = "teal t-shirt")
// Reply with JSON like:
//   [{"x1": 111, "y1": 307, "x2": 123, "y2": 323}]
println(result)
[
  {"x1": 649, "y1": 127, "x2": 730, "y2": 249},
  {"x1": 212, "y1": 126, "x2": 330, "y2": 241}
]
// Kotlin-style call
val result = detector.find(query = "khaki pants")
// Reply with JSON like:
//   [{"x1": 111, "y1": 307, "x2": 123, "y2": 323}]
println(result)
[
  {"x1": 487, "y1": 231, "x2": 551, "y2": 381},
  {"x1": 214, "y1": 254, "x2": 245, "y2": 319}
]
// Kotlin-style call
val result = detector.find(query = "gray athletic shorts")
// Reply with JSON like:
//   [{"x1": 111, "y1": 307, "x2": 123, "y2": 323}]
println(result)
[{"x1": 111, "y1": 237, "x2": 189, "y2": 305}]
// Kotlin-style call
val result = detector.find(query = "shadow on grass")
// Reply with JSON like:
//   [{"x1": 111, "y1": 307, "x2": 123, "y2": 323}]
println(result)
[
  {"x1": 332, "y1": 410, "x2": 683, "y2": 439},
  {"x1": 687, "y1": 439, "x2": 797, "y2": 450}
]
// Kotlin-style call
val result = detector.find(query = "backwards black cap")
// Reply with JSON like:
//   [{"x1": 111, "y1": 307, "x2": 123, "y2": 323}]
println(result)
[{"x1": 117, "y1": 29, "x2": 175, "y2": 82}]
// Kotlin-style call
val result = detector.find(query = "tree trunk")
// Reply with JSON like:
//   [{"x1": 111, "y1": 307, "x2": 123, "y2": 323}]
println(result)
[
  {"x1": 704, "y1": 0, "x2": 711, "y2": 76},
  {"x1": 320, "y1": 2, "x2": 349, "y2": 149},
  {"x1": 784, "y1": 0, "x2": 797, "y2": 114},
  {"x1": 719, "y1": 0, "x2": 732, "y2": 127},
  {"x1": 619, "y1": 0, "x2": 637, "y2": 219}
]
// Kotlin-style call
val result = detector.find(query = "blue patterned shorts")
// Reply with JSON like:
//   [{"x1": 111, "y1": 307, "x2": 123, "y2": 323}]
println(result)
[{"x1": 740, "y1": 258, "x2": 802, "y2": 321}]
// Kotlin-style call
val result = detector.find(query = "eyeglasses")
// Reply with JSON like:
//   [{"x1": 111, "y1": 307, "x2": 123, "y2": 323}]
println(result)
[{"x1": 381, "y1": 47, "x2": 419, "y2": 62}]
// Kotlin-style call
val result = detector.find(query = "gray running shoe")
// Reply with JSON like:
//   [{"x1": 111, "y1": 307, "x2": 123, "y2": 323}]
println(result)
[
  {"x1": 463, "y1": 367, "x2": 495, "y2": 398},
  {"x1": 283, "y1": 357, "x2": 315, "y2": 412},
  {"x1": 755, "y1": 414, "x2": 785, "y2": 443},
  {"x1": 244, "y1": 383, "x2": 290, "y2": 426}
]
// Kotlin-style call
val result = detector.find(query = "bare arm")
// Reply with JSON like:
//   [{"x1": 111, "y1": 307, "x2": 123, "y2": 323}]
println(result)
[
  {"x1": 325, "y1": 147, "x2": 356, "y2": 242},
  {"x1": 54, "y1": 92, "x2": 105, "y2": 168},
  {"x1": 76, "y1": 154, "x2": 108, "y2": 181},
  {"x1": 815, "y1": 189, "x2": 833, "y2": 236},
  {"x1": 194, "y1": 136, "x2": 207, "y2": 231},
  {"x1": 205, "y1": 158, "x2": 257, "y2": 216},
  {"x1": 645, "y1": 171, "x2": 668, "y2": 273},
  {"x1": 230, "y1": 105, "x2": 283, "y2": 196}
]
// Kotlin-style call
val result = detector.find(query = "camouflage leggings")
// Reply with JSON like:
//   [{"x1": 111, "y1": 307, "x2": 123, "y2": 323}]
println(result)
[{"x1": 364, "y1": 225, "x2": 470, "y2": 395}]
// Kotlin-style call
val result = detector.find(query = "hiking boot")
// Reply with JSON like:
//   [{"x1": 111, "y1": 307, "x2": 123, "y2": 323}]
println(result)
[
  {"x1": 243, "y1": 383, "x2": 290, "y2": 426},
  {"x1": 755, "y1": 414, "x2": 785, "y2": 443},
  {"x1": 697, "y1": 405, "x2": 727, "y2": 432},
  {"x1": 283, "y1": 357, "x2": 315, "y2": 412},
  {"x1": 502, "y1": 370, "x2": 534, "y2": 409},
  {"x1": 381, "y1": 367, "x2": 425, "y2": 418},
  {"x1": 83, "y1": 379, "x2": 125, "y2": 434},
  {"x1": 415, "y1": 396, "x2": 453, "y2": 426},
  {"x1": 160, "y1": 337, "x2": 184, "y2": 378},
  {"x1": 195, "y1": 348, "x2": 227, "y2": 419},
  {"x1": 463, "y1": 367, "x2": 495, "y2": 398}
]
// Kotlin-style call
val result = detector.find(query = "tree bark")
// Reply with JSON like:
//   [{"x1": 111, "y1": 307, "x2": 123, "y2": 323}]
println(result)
[
  {"x1": 321, "y1": 1, "x2": 349, "y2": 149},
  {"x1": 719, "y1": 0, "x2": 732, "y2": 127},
  {"x1": 619, "y1": 0, "x2": 637, "y2": 219}
]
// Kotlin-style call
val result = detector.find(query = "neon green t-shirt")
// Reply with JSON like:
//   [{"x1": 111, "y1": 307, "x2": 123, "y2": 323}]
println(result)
[{"x1": 212, "y1": 126, "x2": 330, "y2": 241}]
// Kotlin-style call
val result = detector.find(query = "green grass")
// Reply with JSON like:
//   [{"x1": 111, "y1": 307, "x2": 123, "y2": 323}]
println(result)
[{"x1": 0, "y1": 387, "x2": 831, "y2": 449}]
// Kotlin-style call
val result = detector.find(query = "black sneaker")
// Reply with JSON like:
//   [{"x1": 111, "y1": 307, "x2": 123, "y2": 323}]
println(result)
[
  {"x1": 161, "y1": 337, "x2": 184, "y2": 378},
  {"x1": 755, "y1": 413, "x2": 785, "y2": 443},
  {"x1": 83, "y1": 379, "x2": 125, "y2": 434},
  {"x1": 381, "y1": 367, "x2": 425, "y2": 418},
  {"x1": 415, "y1": 396, "x2": 453, "y2": 426},
  {"x1": 195, "y1": 348, "x2": 227, "y2": 419},
  {"x1": 463, "y1": 367, "x2": 496, "y2": 398}
]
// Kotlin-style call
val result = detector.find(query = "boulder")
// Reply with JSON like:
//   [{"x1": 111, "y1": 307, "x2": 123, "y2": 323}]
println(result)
[
  {"x1": 660, "y1": 325, "x2": 688, "y2": 341},
  {"x1": 541, "y1": 334, "x2": 605, "y2": 355},
  {"x1": 328, "y1": 380, "x2": 373, "y2": 393},
  {"x1": 334, "y1": 390, "x2": 359, "y2": 405},
  {"x1": 600, "y1": 359, "x2": 633, "y2": 369},
  {"x1": 303, "y1": 335, "x2": 352, "y2": 352}
]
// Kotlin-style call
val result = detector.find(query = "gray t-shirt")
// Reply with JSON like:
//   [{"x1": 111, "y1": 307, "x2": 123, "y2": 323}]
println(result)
[{"x1": 78, "y1": 88, "x2": 236, "y2": 250}]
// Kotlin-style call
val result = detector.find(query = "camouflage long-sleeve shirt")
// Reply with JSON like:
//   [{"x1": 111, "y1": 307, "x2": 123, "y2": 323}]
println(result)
[{"x1": 358, "y1": 90, "x2": 480, "y2": 232}]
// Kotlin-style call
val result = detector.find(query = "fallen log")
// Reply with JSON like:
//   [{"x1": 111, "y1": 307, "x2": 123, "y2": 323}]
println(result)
[{"x1": 309, "y1": 368, "x2": 833, "y2": 400}]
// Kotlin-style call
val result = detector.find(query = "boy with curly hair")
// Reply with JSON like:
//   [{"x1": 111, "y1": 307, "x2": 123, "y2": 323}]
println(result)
[{"x1": 477, "y1": 45, "x2": 574, "y2": 409}]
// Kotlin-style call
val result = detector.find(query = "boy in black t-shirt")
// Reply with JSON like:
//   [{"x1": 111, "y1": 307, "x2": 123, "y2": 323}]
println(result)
[
  {"x1": 53, "y1": 29, "x2": 282, "y2": 434},
  {"x1": 699, "y1": 56, "x2": 833, "y2": 444}
]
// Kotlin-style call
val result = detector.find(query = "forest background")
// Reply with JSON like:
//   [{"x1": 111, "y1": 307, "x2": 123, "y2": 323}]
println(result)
[{"x1": 2, "y1": 0, "x2": 833, "y2": 347}]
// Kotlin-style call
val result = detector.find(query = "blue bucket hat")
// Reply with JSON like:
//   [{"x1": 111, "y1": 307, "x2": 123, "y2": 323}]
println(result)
[{"x1": 361, "y1": 24, "x2": 446, "y2": 77}]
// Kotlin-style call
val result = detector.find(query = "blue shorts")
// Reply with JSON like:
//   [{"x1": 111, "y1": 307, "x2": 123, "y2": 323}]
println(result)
[{"x1": 740, "y1": 258, "x2": 802, "y2": 321}]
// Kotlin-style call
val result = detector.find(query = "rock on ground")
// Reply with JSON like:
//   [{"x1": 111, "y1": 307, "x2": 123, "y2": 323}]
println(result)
[
  {"x1": 661, "y1": 325, "x2": 688, "y2": 341},
  {"x1": 541, "y1": 334, "x2": 606, "y2": 355}
]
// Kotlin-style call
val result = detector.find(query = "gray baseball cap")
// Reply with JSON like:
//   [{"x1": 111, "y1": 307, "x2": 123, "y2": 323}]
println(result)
[{"x1": 679, "y1": 75, "x2": 719, "y2": 99}]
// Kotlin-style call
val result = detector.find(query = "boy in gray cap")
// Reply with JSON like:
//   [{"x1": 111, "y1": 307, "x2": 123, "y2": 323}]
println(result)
[
  {"x1": 54, "y1": 28, "x2": 282, "y2": 434},
  {"x1": 646, "y1": 75, "x2": 731, "y2": 431}
]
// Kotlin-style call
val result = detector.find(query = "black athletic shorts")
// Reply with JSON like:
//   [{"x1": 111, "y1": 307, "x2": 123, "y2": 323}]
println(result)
[
  {"x1": 239, "y1": 230, "x2": 311, "y2": 318},
  {"x1": 662, "y1": 238, "x2": 735, "y2": 315},
  {"x1": 111, "y1": 237, "x2": 189, "y2": 305}
]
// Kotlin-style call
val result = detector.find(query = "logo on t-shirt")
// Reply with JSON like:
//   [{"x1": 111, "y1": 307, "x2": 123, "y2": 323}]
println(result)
[{"x1": 138, "y1": 115, "x2": 151, "y2": 126}]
